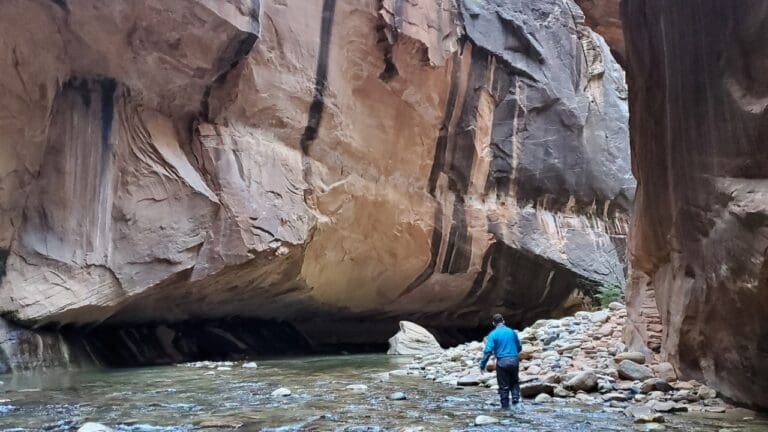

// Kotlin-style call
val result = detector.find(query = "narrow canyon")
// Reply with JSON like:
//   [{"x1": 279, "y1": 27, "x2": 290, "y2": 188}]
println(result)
[{"x1": 0, "y1": 0, "x2": 765, "y2": 417}]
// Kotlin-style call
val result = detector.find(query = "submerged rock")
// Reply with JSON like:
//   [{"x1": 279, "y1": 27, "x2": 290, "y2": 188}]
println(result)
[{"x1": 625, "y1": 405, "x2": 664, "y2": 424}]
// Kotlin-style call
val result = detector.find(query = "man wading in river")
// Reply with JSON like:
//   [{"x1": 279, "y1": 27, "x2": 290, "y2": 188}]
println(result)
[{"x1": 479, "y1": 313, "x2": 523, "y2": 408}]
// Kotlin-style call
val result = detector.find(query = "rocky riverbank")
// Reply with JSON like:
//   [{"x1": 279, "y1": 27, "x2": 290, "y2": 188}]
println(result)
[{"x1": 388, "y1": 304, "x2": 743, "y2": 427}]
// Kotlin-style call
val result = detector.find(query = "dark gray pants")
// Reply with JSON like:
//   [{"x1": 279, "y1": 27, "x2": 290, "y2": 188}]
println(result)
[{"x1": 496, "y1": 356, "x2": 520, "y2": 408}]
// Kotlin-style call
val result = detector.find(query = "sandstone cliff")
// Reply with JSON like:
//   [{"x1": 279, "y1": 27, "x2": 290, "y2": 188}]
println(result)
[
  {"x1": 622, "y1": 0, "x2": 768, "y2": 410},
  {"x1": 0, "y1": 0, "x2": 631, "y2": 364}
]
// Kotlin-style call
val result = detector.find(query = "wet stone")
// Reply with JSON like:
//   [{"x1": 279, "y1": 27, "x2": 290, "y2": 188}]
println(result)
[
  {"x1": 77, "y1": 423, "x2": 114, "y2": 432},
  {"x1": 474, "y1": 415, "x2": 499, "y2": 425},
  {"x1": 617, "y1": 360, "x2": 654, "y2": 381},
  {"x1": 347, "y1": 384, "x2": 369, "y2": 394},
  {"x1": 388, "y1": 392, "x2": 407, "y2": 401},
  {"x1": 271, "y1": 387, "x2": 292, "y2": 397}
]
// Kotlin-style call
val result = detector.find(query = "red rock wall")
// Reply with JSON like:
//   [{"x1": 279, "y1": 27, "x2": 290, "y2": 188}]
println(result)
[{"x1": 623, "y1": 0, "x2": 768, "y2": 410}]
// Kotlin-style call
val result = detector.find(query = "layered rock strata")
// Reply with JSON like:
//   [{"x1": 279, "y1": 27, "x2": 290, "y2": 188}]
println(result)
[
  {"x1": 0, "y1": 0, "x2": 631, "y2": 364},
  {"x1": 622, "y1": 0, "x2": 768, "y2": 410}
]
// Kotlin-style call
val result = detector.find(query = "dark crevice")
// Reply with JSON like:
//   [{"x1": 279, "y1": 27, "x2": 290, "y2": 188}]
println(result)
[
  {"x1": 0, "y1": 248, "x2": 8, "y2": 285},
  {"x1": 376, "y1": 0, "x2": 401, "y2": 82},
  {"x1": 49, "y1": 0, "x2": 69, "y2": 12},
  {"x1": 99, "y1": 78, "x2": 117, "y2": 158},
  {"x1": 200, "y1": 31, "x2": 259, "y2": 121},
  {"x1": 299, "y1": 0, "x2": 337, "y2": 155}
]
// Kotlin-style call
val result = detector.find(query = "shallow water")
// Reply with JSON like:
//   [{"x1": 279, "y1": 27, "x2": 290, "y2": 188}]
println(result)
[{"x1": 1, "y1": 355, "x2": 766, "y2": 431}]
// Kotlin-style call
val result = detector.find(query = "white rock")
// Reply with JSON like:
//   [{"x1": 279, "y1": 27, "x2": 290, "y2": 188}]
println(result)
[
  {"x1": 78, "y1": 423, "x2": 114, "y2": 432},
  {"x1": 387, "y1": 321, "x2": 443, "y2": 355},
  {"x1": 590, "y1": 310, "x2": 610, "y2": 323},
  {"x1": 474, "y1": 415, "x2": 499, "y2": 425},
  {"x1": 241, "y1": 362, "x2": 258, "y2": 368},
  {"x1": 346, "y1": 384, "x2": 368, "y2": 394},
  {"x1": 271, "y1": 387, "x2": 292, "y2": 397}
]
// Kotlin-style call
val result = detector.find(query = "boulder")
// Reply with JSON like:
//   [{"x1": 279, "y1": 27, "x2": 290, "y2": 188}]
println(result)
[
  {"x1": 521, "y1": 382, "x2": 556, "y2": 398},
  {"x1": 564, "y1": 371, "x2": 599, "y2": 392},
  {"x1": 535, "y1": 393, "x2": 553, "y2": 403},
  {"x1": 651, "y1": 363, "x2": 677, "y2": 383},
  {"x1": 387, "y1": 322, "x2": 443, "y2": 356},
  {"x1": 457, "y1": 374, "x2": 483, "y2": 386},
  {"x1": 589, "y1": 311, "x2": 610, "y2": 324},
  {"x1": 617, "y1": 360, "x2": 654, "y2": 381},
  {"x1": 640, "y1": 379, "x2": 673, "y2": 394},
  {"x1": 614, "y1": 352, "x2": 646, "y2": 364},
  {"x1": 697, "y1": 385, "x2": 717, "y2": 400}
]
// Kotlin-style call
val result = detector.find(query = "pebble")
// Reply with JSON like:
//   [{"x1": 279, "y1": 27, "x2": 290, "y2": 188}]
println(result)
[
  {"x1": 474, "y1": 415, "x2": 499, "y2": 426},
  {"x1": 271, "y1": 387, "x2": 292, "y2": 397},
  {"x1": 388, "y1": 392, "x2": 407, "y2": 401}
]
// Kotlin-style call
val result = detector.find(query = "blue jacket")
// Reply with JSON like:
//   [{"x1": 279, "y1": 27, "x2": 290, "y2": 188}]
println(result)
[{"x1": 479, "y1": 324, "x2": 522, "y2": 370}]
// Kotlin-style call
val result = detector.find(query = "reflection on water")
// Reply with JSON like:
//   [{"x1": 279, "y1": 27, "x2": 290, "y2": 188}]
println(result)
[{"x1": 1, "y1": 355, "x2": 767, "y2": 431}]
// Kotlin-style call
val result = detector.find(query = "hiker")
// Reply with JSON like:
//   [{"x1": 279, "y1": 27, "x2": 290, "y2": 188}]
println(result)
[{"x1": 479, "y1": 313, "x2": 523, "y2": 408}]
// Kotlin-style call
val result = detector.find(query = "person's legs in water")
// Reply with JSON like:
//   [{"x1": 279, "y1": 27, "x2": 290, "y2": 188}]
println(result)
[
  {"x1": 496, "y1": 358, "x2": 515, "y2": 408},
  {"x1": 509, "y1": 357, "x2": 520, "y2": 403},
  {"x1": 496, "y1": 363, "x2": 511, "y2": 408}
]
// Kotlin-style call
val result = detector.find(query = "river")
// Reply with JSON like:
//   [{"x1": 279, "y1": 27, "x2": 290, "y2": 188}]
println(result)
[{"x1": 1, "y1": 355, "x2": 766, "y2": 431}]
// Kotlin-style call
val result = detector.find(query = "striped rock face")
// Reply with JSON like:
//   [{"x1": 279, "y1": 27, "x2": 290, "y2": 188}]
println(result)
[
  {"x1": 622, "y1": 0, "x2": 768, "y2": 411},
  {"x1": 0, "y1": 0, "x2": 631, "y2": 346}
]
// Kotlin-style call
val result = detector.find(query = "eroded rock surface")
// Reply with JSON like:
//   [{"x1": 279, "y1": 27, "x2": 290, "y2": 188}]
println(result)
[
  {"x1": 0, "y1": 0, "x2": 631, "y2": 360},
  {"x1": 622, "y1": 0, "x2": 768, "y2": 410}
]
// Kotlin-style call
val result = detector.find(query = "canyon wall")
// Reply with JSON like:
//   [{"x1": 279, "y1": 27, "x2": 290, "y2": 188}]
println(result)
[
  {"x1": 0, "y1": 0, "x2": 632, "y2": 367},
  {"x1": 622, "y1": 0, "x2": 768, "y2": 410}
]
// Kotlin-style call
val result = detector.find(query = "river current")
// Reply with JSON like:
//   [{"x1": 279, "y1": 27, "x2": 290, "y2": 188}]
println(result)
[{"x1": 1, "y1": 355, "x2": 766, "y2": 431}]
